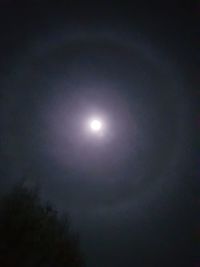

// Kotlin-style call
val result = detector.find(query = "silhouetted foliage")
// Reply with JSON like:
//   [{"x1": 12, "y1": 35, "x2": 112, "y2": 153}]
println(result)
[{"x1": 0, "y1": 184, "x2": 85, "y2": 267}]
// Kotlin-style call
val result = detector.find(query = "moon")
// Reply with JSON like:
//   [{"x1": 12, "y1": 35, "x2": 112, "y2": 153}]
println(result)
[{"x1": 89, "y1": 119, "x2": 102, "y2": 132}]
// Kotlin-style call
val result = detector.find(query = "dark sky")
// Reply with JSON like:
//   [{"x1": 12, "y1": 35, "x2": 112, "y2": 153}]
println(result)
[{"x1": 0, "y1": 2, "x2": 198, "y2": 267}]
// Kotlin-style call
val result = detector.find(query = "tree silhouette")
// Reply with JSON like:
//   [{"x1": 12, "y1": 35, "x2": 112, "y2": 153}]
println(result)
[{"x1": 0, "y1": 184, "x2": 85, "y2": 267}]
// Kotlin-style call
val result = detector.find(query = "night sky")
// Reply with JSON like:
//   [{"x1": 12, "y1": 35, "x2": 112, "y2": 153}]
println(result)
[{"x1": 0, "y1": 2, "x2": 198, "y2": 267}]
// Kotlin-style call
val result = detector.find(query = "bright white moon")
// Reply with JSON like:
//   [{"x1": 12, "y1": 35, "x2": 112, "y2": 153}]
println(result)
[{"x1": 89, "y1": 119, "x2": 102, "y2": 132}]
